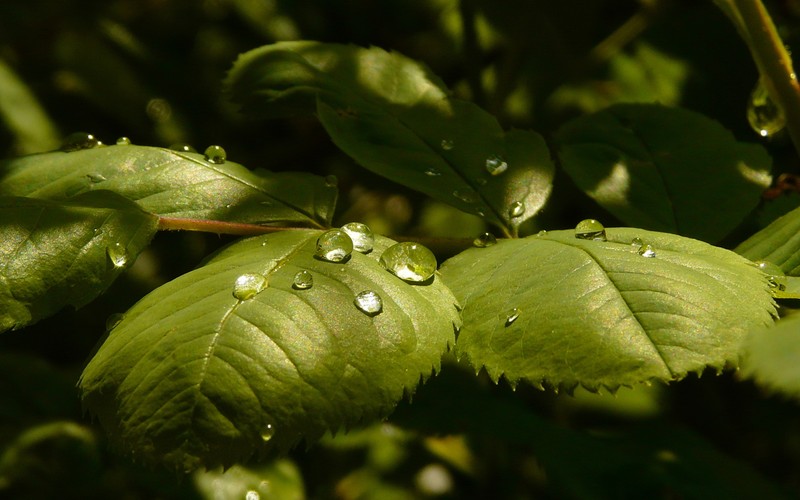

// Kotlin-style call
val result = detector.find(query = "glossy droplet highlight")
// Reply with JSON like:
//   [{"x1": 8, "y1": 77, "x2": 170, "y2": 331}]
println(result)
[
  {"x1": 354, "y1": 290, "x2": 383, "y2": 316},
  {"x1": 485, "y1": 154, "x2": 508, "y2": 176},
  {"x1": 440, "y1": 139, "x2": 454, "y2": 150},
  {"x1": 756, "y1": 261, "x2": 787, "y2": 291},
  {"x1": 631, "y1": 237, "x2": 643, "y2": 250},
  {"x1": 638, "y1": 244, "x2": 656, "y2": 258},
  {"x1": 261, "y1": 424, "x2": 275, "y2": 442},
  {"x1": 292, "y1": 270, "x2": 313, "y2": 290},
  {"x1": 106, "y1": 243, "x2": 127, "y2": 268},
  {"x1": 61, "y1": 132, "x2": 101, "y2": 152},
  {"x1": 169, "y1": 142, "x2": 197, "y2": 153},
  {"x1": 86, "y1": 172, "x2": 107, "y2": 183},
  {"x1": 453, "y1": 189, "x2": 478, "y2": 204},
  {"x1": 232, "y1": 273, "x2": 267, "y2": 300},
  {"x1": 748, "y1": 77, "x2": 786, "y2": 138},
  {"x1": 473, "y1": 232, "x2": 497, "y2": 248},
  {"x1": 204, "y1": 145, "x2": 227, "y2": 164},
  {"x1": 115, "y1": 137, "x2": 131, "y2": 145},
  {"x1": 505, "y1": 308, "x2": 520, "y2": 327},
  {"x1": 315, "y1": 229, "x2": 353, "y2": 262},
  {"x1": 424, "y1": 167, "x2": 442, "y2": 177},
  {"x1": 574, "y1": 219, "x2": 607, "y2": 241},
  {"x1": 380, "y1": 242, "x2": 437, "y2": 283},
  {"x1": 508, "y1": 201, "x2": 525, "y2": 218},
  {"x1": 341, "y1": 222, "x2": 374, "y2": 253}
]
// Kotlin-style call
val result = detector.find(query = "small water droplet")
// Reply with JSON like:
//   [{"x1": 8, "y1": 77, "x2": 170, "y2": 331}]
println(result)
[
  {"x1": 473, "y1": 232, "x2": 497, "y2": 248},
  {"x1": 354, "y1": 290, "x2": 383, "y2": 316},
  {"x1": 315, "y1": 229, "x2": 353, "y2": 262},
  {"x1": 232, "y1": 273, "x2": 267, "y2": 300},
  {"x1": 169, "y1": 142, "x2": 197, "y2": 153},
  {"x1": 341, "y1": 222, "x2": 374, "y2": 253},
  {"x1": 536, "y1": 230, "x2": 548, "y2": 236},
  {"x1": 631, "y1": 237, "x2": 643, "y2": 250},
  {"x1": 505, "y1": 308, "x2": 520, "y2": 326},
  {"x1": 380, "y1": 242, "x2": 437, "y2": 283},
  {"x1": 261, "y1": 424, "x2": 275, "y2": 442},
  {"x1": 453, "y1": 189, "x2": 478, "y2": 204},
  {"x1": 748, "y1": 77, "x2": 786, "y2": 138},
  {"x1": 574, "y1": 219, "x2": 607, "y2": 241},
  {"x1": 106, "y1": 243, "x2": 128, "y2": 268},
  {"x1": 61, "y1": 132, "x2": 102, "y2": 152},
  {"x1": 204, "y1": 145, "x2": 227, "y2": 164},
  {"x1": 424, "y1": 167, "x2": 442, "y2": 177},
  {"x1": 115, "y1": 137, "x2": 131, "y2": 145},
  {"x1": 440, "y1": 139, "x2": 454, "y2": 150},
  {"x1": 638, "y1": 244, "x2": 657, "y2": 258},
  {"x1": 325, "y1": 174, "x2": 338, "y2": 187},
  {"x1": 245, "y1": 490, "x2": 261, "y2": 500},
  {"x1": 86, "y1": 172, "x2": 107, "y2": 183},
  {"x1": 105, "y1": 313, "x2": 124, "y2": 332},
  {"x1": 756, "y1": 261, "x2": 787, "y2": 290},
  {"x1": 485, "y1": 154, "x2": 508, "y2": 176},
  {"x1": 292, "y1": 270, "x2": 313, "y2": 290},
  {"x1": 508, "y1": 201, "x2": 525, "y2": 218}
]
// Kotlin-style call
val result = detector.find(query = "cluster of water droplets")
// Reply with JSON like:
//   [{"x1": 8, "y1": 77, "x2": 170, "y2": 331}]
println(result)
[{"x1": 60, "y1": 132, "x2": 102, "y2": 152}]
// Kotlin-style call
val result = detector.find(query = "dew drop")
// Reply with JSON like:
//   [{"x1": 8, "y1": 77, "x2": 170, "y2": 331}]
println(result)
[
  {"x1": 638, "y1": 244, "x2": 657, "y2": 258},
  {"x1": 485, "y1": 154, "x2": 508, "y2": 176},
  {"x1": 61, "y1": 132, "x2": 102, "y2": 152},
  {"x1": 325, "y1": 174, "x2": 338, "y2": 187},
  {"x1": 473, "y1": 232, "x2": 497, "y2": 248},
  {"x1": 260, "y1": 424, "x2": 275, "y2": 442},
  {"x1": 106, "y1": 243, "x2": 127, "y2": 268},
  {"x1": 105, "y1": 313, "x2": 124, "y2": 332},
  {"x1": 86, "y1": 172, "x2": 107, "y2": 183},
  {"x1": 315, "y1": 229, "x2": 353, "y2": 262},
  {"x1": 508, "y1": 201, "x2": 525, "y2": 218},
  {"x1": 453, "y1": 189, "x2": 478, "y2": 204},
  {"x1": 292, "y1": 270, "x2": 313, "y2": 290},
  {"x1": 380, "y1": 242, "x2": 437, "y2": 283},
  {"x1": 631, "y1": 237, "x2": 643, "y2": 250},
  {"x1": 232, "y1": 273, "x2": 267, "y2": 300},
  {"x1": 505, "y1": 308, "x2": 520, "y2": 327},
  {"x1": 354, "y1": 290, "x2": 383, "y2": 316},
  {"x1": 204, "y1": 145, "x2": 227, "y2": 164},
  {"x1": 748, "y1": 77, "x2": 786, "y2": 138},
  {"x1": 536, "y1": 230, "x2": 548, "y2": 236},
  {"x1": 341, "y1": 222, "x2": 374, "y2": 253},
  {"x1": 574, "y1": 219, "x2": 607, "y2": 241},
  {"x1": 424, "y1": 167, "x2": 442, "y2": 177},
  {"x1": 440, "y1": 139, "x2": 454, "y2": 150},
  {"x1": 246, "y1": 491, "x2": 260, "y2": 500},
  {"x1": 756, "y1": 260, "x2": 787, "y2": 291},
  {"x1": 115, "y1": 136, "x2": 132, "y2": 145},
  {"x1": 169, "y1": 142, "x2": 197, "y2": 153}
]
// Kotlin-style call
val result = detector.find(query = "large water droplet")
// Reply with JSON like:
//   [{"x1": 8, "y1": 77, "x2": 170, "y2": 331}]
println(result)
[
  {"x1": 61, "y1": 132, "x2": 102, "y2": 152},
  {"x1": 748, "y1": 77, "x2": 786, "y2": 138},
  {"x1": 756, "y1": 260, "x2": 787, "y2": 290},
  {"x1": 341, "y1": 222, "x2": 374, "y2": 253},
  {"x1": 505, "y1": 308, "x2": 520, "y2": 326},
  {"x1": 233, "y1": 273, "x2": 267, "y2": 300},
  {"x1": 170, "y1": 142, "x2": 197, "y2": 153},
  {"x1": 380, "y1": 242, "x2": 437, "y2": 283},
  {"x1": 106, "y1": 243, "x2": 127, "y2": 268},
  {"x1": 574, "y1": 219, "x2": 607, "y2": 241},
  {"x1": 453, "y1": 189, "x2": 478, "y2": 204},
  {"x1": 424, "y1": 167, "x2": 442, "y2": 177},
  {"x1": 354, "y1": 290, "x2": 383, "y2": 316},
  {"x1": 473, "y1": 232, "x2": 497, "y2": 248},
  {"x1": 485, "y1": 155, "x2": 508, "y2": 176},
  {"x1": 638, "y1": 244, "x2": 656, "y2": 258},
  {"x1": 508, "y1": 201, "x2": 525, "y2": 218},
  {"x1": 292, "y1": 270, "x2": 313, "y2": 290},
  {"x1": 204, "y1": 145, "x2": 227, "y2": 164},
  {"x1": 261, "y1": 423, "x2": 275, "y2": 442},
  {"x1": 315, "y1": 229, "x2": 353, "y2": 262},
  {"x1": 440, "y1": 139, "x2": 454, "y2": 151},
  {"x1": 115, "y1": 137, "x2": 132, "y2": 145},
  {"x1": 86, "y1": 172, "x2": 107, "y2": 183}
]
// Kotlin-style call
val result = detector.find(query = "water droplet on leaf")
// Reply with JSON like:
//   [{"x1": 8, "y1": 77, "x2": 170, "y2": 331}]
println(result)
[
  {"x1": 424, "y1": 167, "x2": 442, "y2": 177},
  {"x1": 292, "y1": 270, "x2": 313, "y2": 290},
  {"x1": 261, "y1": 424, "x2": 275, "y2": 442},
  {"x1": 440, "y1": 139, "x2": 454, "y2": 150},
  {"x1": 233, "y1": 273, "x2": 267, "y2": 300},
  {"x1": 204, "y1": 145, "x2": 227, "y2": 164},
  {"x1": 505, "y1": 308, "x2": 520, "y2": 326},
  {"x1": 325, "y1": 175, "x2": 338, "y2": 187},
  {"x1": 341, "y1": 222, "x2": 374, "y2": 253},
  {"x1": 473, "y1": 232, "x2": 497, "y2": 248},
  {"x1": 170, "y1": 142, "x2": 197, "y2": 153},
  {"x1": 748, "y1": 77, "x2": 786, "y2": 137},
  {"x1": 380, "y1": 242, "x2": 437, "y2": 283},
  {"x1": 354, "y1": 290, "x2": 383, "y2": 316},
  {"x1": 756, "y1": 261, "x2": 787, "y2": 290},
  {"x1": 453, "y1": 189, "x2": 478, "y2": 204},
  {"x1": 631, "y1": 237, "x2": 643, "y2": 250},
  {"x1": 638, "y1": 244, "x2": 656, "y2": 258},
  {"x1": 115, "y1": 137, "x2": 131, "y2": 145},
  {"x1": 315, "y1": 229, "x2": 353, "y2": 262},
  {"x1": 574, "y1": 219, "x2": 607, "y2": 241},
  {"x1": 106, "y1": 243, "x2": 127, "y2": 268},
  {"x1": 61, "y1": 132, "x2": 101, "y2": 152},
  {"x1": 536, "y1": 230, "x2": 548, "y2": 236},
  {"x1": 508, "y1": 201, "x2": 525, "y2": 218},
  {"x1": 485, "y1": 154, "x2": 508, "y2": 176},
  {"x1": 86, "y1": 172, "x2": 106, "y2": 183}
]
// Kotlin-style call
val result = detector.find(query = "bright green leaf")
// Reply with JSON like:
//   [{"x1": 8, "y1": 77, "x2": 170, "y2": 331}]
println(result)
[
  {"x1": 439, "y1": 227, "x2": 776, "y2": 390},
  {"x1": 0, "y1": 58, "x2": 60, "y2": 154},
  {"x1": 79, "y1": 230, "x2": 459, "y2": 471},
  {"x1": 0, "y1": 191, "x2": 157, "y2": 333},
  {"x1": 225, "y1": 42, "x2": 554, "y2": 236},
  {"x1": 554, "y1": 104, "x2": 771, "y2": 242},
  {"x1": 0, "y1": 144, "x2": 336, "y2": 227},
  {"x1": 741, "y1": 315, "x2": 800, "y2": 401},
  {"x1": 736, "y1": 204, "x2": 800, "y2": 276}
]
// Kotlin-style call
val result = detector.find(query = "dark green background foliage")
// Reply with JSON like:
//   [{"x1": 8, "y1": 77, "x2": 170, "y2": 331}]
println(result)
[{"x1": 2, "y1": 0, "x2": 800, "y2": 498}]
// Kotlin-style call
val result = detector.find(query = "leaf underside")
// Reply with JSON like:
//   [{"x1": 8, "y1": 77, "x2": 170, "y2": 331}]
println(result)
[
  {"x1": 736, "y1": 204, "x2": 800, "y2": 275},
  {"x1": 79, "y1": 230, "x2": 459, "y2": 471},
  {"x1": 440, "y1": 227, "x2": 776, "y2": 391}
]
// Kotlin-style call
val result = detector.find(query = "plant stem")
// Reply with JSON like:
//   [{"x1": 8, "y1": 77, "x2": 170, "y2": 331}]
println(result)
[{"x1": 729, "y1": 0, "x2": 800, "y2": 158}]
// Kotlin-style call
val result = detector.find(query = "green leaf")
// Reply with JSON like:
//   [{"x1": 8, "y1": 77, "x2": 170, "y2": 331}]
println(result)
[
  {"x1": 0, "y1": 144, "x2": 336, "y2": 227},
  {"x1": 0, "y1": 58, "x2": 60, "y2": 154},
  {"x1": 0, "y1": 191, "x2": 157, "y2": 333},
  {"x1": 225, "y1": 41, "x2": 555, "y2": 236},
  {"x1": 736, "y1": 204, "x2": 800, "y2": 275},
  {"x1": 554, "y1": 104, "x2": 772, "y2": 242},
  {"x1": 79, "y1": 230, "x2": 459, "y2": 471},
  {"x1": 439, "y1": 227, "x2": 776, "y2": 390},
  {"x1": 741, "y1": 315, "x2": 800, "y2": 401}
]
